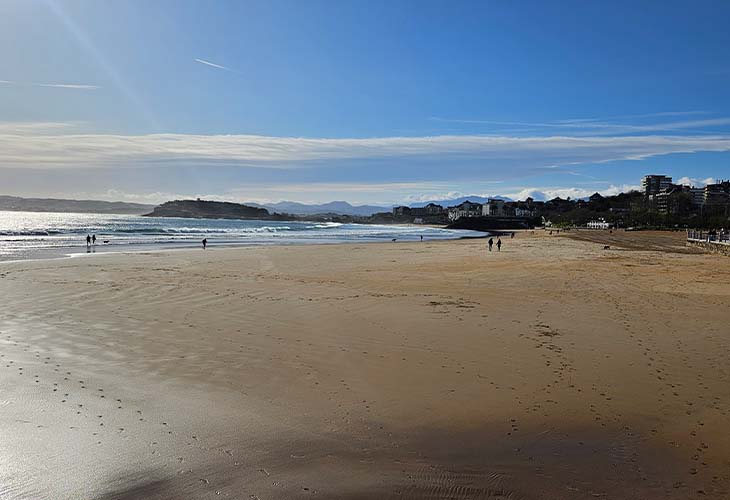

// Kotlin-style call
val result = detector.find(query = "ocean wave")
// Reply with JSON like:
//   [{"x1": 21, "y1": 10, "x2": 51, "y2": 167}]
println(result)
[
  {"x1": 101, "y1": 226, "x2": 295, "y2": 234},
  {"x1": 0, "y1": 230, "x2": 64, "y2": 236},
  {"x1": 311, "y1": 222, "x2": 344, "y2": 229}
]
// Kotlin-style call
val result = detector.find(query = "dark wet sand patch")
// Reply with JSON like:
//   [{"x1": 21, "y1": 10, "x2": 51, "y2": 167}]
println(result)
[{"x1": 91, "y1": 422, "x2": 723, "y2": 500}]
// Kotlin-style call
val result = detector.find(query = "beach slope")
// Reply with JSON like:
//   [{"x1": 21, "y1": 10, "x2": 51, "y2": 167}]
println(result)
[{"x1": 1, "y1": 232, "x2": 729, "y2": 499}]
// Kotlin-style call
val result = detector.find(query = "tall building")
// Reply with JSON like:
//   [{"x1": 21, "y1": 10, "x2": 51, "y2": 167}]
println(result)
[
  {"x1": 641, "y1": 175, "x2": 673, "y2": 198},
  {"x1": 703, "y1": 180, "x2": 730, "y2": 206},
  {"x1": 690, "y1": 187, "x2": 706, "y2": 207},
  {"x1": 655, "y1": 185, "x2": 692, "y2": 215}
]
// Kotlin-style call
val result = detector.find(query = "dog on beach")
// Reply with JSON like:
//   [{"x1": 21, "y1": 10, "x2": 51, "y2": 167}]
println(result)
[{"x1": 603, "y1": 245, "x2": 611, "y2": 250}]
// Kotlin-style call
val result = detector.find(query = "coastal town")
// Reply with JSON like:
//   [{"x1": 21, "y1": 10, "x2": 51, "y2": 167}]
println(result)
[{"x1": 390, "y1": 174, "x2": 730, "y2": 230}]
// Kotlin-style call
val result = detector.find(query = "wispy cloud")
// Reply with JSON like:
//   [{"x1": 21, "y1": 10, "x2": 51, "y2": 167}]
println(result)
[
  {"x1": 1, "y1": 129, "x2": 730, "y2": 170},
  {"x1": 45, "y1": 1, "x2": 158, "y2": 128},
  {"x1": 0, "y1": 79, "x2": 100, "y2": 90},
  {"x1": 429, "y1": 112, "x2": 730, "y2": 136},
  {"x1": 0, "y1": 121, "x2": 79, "y2": 134},
  {"x1": 431, "y1": 110, "x2": 709, "y2": 125},
  {"x1": 555, "y1": 110, "x2": 709, "y2": 123},
  {"x1": 194, "y1": 58, "x2": 238, "y2": 73},
  {"x1": 571, "y1": 118, "x2": 730, "y2": 134},
  {"x1": 36, "y1": 83, "x2": 100, "y2": 90}
]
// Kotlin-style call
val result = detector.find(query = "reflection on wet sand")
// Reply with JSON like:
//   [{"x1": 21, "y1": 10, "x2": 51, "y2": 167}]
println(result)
[{"x1": 1, "y1": 232, "x2": 729, "y2": 499}]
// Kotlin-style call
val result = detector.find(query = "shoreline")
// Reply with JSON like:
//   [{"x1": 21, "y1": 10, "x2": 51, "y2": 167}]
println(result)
[{"x1": 0, "y1": 231, "x2": 489, "y2": 265}]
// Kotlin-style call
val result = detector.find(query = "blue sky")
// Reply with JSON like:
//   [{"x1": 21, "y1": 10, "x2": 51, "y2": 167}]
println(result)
[{"x1": 1, "y1": 0, "x2": 729, "y2": 205}]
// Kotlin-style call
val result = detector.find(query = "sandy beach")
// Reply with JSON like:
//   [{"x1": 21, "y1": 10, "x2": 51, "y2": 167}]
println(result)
[{"x1": 1, "y1": 231, "x2": 729, "y2": 499}]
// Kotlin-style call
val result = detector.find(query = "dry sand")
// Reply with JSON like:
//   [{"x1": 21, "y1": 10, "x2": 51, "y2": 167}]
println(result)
[{"x1": 1, "y1": 231, "x2": 729, "y2": 499}]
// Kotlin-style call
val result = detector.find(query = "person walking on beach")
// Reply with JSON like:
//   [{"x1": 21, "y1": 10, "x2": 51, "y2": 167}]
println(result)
[
  {"x1": 497, "y1": 238, "x2": 502, "y2": 251},
  {"x1": 92, "y1": 234, "x2": 96, "y2": 246},
  {"x1": 86, "y1": 234, "x2": 91, "y2": 247},
  {"x1": 202, "y1": 238, "x2": 207, "y2": 250},
  {"x1": 488, "y1": 237, "x2": 493, "y2": 251},
  {"x1": 420, "y1": 235, "x2": 423, "y2": 242},
  {"x1": 511, "y1": 232, "x2": 515, "y2": 239}
]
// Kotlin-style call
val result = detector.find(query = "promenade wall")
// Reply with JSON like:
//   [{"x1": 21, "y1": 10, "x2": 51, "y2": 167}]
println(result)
[{"x1": 687, "y1": 239, "x2": 730, "y2": 256}]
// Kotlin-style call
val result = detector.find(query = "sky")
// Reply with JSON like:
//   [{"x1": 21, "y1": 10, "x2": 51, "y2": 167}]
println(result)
[{"x1": 1, "y1": 0, "x2": 729, "y2": 206}]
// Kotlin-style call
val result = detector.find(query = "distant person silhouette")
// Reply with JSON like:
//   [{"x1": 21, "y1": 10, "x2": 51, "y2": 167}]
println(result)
[
  {"x1": 497, "y1": 238, "x2": 502, "y2": 251},
  {"x1": 86, "y1": 234, "x2": 91, "y2": 247},
  {"x1": 420, "y1": 235, "x2": 423, "y2": 242},
  {"x1": 511, "y1": 232, "x2": 515, "y2": 239},
  {"x1": 488, "y1": 238, "x2": 493, "y2": 251},
  {"x1": 202, "y1": 238, "x2": 207, "y2": 250},
  {"x1": 92, "y1": 234, "x2": 96, "y2": 246}
]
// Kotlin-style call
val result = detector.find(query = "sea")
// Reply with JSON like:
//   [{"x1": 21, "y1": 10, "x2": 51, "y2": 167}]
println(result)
[{"x1": 0, "y1": 211, "x2": 485, "y2": 262}]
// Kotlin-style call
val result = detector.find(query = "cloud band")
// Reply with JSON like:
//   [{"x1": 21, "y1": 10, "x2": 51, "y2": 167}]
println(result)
[{"x1": 1, "y1": 130, "x2": 729, "y2": 169}]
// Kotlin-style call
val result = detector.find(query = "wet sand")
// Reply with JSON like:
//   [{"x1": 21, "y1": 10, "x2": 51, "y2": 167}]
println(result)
[{"x1": 1, "y1": 231, "x2": 729, "y2": 499}]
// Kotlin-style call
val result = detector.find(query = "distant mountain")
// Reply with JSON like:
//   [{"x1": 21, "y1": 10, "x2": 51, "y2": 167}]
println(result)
[
  {"x1": 410, "y1": 195, "x2": 513, "y2": 208},
  {"x1": 251, "y1": 200, "x2": 391, "y2": 216},
  {"x1": 0, "y1": 195, "x2": 154, "y2": 215},
  {"x1": 247, "y1": 196, "x2": 520, "y2": 216}
]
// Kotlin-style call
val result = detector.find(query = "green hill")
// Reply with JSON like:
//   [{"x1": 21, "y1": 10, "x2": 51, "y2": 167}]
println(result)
[{"x1": 144, "y1": 199, "x2": 273, "y2": 220}]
